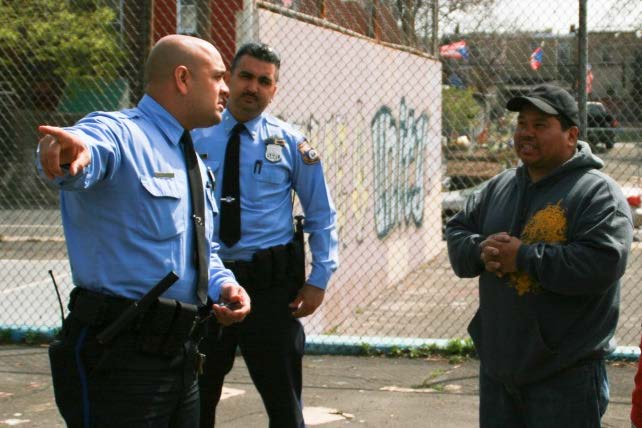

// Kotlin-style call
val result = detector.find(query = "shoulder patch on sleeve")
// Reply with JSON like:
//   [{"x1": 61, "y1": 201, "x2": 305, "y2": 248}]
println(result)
[{"x1": 297, "y1": 140, "x2": 320, "y2": 165}]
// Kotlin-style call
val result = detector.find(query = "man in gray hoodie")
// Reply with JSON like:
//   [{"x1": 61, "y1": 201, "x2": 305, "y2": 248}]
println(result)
[{"x1": 446, "y1": 84, "x2": 633, "y2": 428}]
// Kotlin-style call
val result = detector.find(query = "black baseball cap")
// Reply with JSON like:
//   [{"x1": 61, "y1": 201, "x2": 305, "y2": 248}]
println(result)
[{"x1": 506, "y1": 84, "x2": 579, "y2": 127}]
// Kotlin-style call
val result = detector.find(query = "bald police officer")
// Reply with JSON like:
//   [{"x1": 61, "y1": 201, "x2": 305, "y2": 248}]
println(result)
[
  {"x1": 37, "y1": 35, "x2": 250, "y2": 427},
  {"x1": 193, "y1": 42, "x2": 338, "y2": 428}
]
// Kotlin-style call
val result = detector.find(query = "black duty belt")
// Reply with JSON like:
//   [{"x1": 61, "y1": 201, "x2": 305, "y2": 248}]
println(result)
[
  {"x1": 69, "y1": 287, "x2": 137, "y2": 327},
  {"x1": 68, "y1": 287, "x2": 203, "y2": 356},
  {"x1": 223, "y1": 243, "x2": 300, "y2": 293},
  {"x1": 223, "y1": 245, "x2": 290, "y2": 291}
]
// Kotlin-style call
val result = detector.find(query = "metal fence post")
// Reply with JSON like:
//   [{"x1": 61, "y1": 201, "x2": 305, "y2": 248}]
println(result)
[{"x1": 578, "y1": 0, "x2": 588, "y2": 139}]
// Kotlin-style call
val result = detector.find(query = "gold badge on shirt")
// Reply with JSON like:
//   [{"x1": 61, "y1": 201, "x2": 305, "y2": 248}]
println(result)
[{"x1": 264, "y1": 136, "x2": 285, "y2": 163}]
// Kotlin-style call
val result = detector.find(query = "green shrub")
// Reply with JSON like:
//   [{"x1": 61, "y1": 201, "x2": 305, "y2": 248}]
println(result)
[
  {"x1": 442, "y1": 86, "x2": 483, "y2": 140},
  {"x1": 23, "y1": 330, "x2": 51, "y2": 345},
  {"x1": 0, "y1": 1, "x2": 123, "y2": 82},
  {"x1": 356, "y1": 339, "x2": 476, "y2": 360},
  {"x1": 0, "y1": 329, "x2": 12, "y2": 344},
  {"x1": 0, "y1": 0, "x2": 125, "y2": 110}
]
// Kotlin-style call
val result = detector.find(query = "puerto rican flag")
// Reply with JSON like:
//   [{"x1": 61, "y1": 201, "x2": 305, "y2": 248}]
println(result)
[
  {"x1": 530, "y1": 47, "x2": 543, "y2": 70},
  {"x1": 440, "y1": 40, "x2": 469, "y2": 60},
  {"x1": 586, "y1": 64, "x2": 594, "y2": 94}
]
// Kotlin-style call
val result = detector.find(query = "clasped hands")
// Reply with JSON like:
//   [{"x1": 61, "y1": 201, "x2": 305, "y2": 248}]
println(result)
[{"x1": 479, "y1": 232, "x2": 522, "y2": 277}]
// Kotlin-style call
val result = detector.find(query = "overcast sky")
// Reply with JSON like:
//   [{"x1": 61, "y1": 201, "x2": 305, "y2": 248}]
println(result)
[{"x1": 443, "y1": 0, "x2": 642, "y2": 35}]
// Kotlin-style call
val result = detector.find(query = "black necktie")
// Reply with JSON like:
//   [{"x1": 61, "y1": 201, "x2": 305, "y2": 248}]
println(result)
[
  {"x1": 181, "y1": 130, "x2": 208, "y2": 305},
  {"x1": 219, "y1": 123, "x2": 245, "y2": 247}
]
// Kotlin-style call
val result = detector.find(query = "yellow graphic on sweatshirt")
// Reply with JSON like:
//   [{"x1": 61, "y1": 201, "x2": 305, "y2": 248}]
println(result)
[{"x1": 509, "y1": 201, "x2": 567, "y2": 295}]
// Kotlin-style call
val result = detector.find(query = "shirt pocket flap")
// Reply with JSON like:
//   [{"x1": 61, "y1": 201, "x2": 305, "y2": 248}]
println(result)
[
  {"x1": 140, "y1": 176, "x2": 181, "y2": 199},
  {"x1": 137, "y1": 175, "x2": 184, "y2": 240},
  {"x1": 255, "y1": 166, "x2": 288, "y2": 185}
]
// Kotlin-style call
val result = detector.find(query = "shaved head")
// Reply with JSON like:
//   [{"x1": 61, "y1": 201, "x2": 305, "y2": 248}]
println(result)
[
  {"x1": 142, "y1": 34, "x2": 229, "y2": 130},
  {"x1": 145, "y1": 35, "x2": 220, "y2": 87}
]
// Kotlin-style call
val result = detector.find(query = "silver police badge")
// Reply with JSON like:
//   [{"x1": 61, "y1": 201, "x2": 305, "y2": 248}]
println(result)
[
  {"x1": 264, "y1": 136, "x2": 286, "y2": 163},
  {"x1": 265, "y1": 144, "x2": 282, "y2": 163}
]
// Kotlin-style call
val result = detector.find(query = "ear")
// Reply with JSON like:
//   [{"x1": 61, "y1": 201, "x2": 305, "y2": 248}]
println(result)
[
  {"x1": 565, "y1": 126, "x2": 580, "y2": 152},
  {"x1": 174, "y1": 65, "x2": 190, "y2": 95},
  {"x1": 269, "y1": 84, "x2": 278, "y2": 103}
]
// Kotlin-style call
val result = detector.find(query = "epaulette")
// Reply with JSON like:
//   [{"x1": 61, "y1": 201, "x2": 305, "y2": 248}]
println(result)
[
  {"x1": 264, "y1": 114, "x2": 305, "y2": 142},
  {"x1": 119, "y1": 108, "x2": 140, "y2": 119}
]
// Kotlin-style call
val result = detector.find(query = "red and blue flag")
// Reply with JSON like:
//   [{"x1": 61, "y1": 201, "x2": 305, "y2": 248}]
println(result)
[
  {"x1": 530, "y1": 47, "x2": 543, "y2": 70},
  {"x1": 586, "y1": 64, "x2": 594, "y2": 94},
  {"x1": 440, "y1": 40, "x2": 469, "y2": 60}
]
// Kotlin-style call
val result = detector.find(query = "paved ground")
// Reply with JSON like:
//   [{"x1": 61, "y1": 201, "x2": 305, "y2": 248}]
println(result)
[{"x1": 0, "y1": 345, "x2": 637, "y2": 427}]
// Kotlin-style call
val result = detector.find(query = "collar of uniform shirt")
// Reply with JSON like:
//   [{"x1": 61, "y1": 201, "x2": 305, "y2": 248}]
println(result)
[
  {"x1": 221, "y1": 110, "x2": 264, "y2": 140},
  {"x1": 138, "y1": 94, "x2": 184, "y2": 147}
]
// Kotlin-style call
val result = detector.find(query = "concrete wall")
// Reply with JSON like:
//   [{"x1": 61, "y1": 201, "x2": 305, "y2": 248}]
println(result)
[{"x1": 255, "y1": 8, "x2": 443, "y2": 335}]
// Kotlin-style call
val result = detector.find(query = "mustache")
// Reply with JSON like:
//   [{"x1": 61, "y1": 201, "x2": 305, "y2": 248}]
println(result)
[
  {"x1": 240, "y1": 91, "x2": 258, "y2": 99},
  {"x1": 517, "y1": 137, "x2": 536, "y2": 144}
]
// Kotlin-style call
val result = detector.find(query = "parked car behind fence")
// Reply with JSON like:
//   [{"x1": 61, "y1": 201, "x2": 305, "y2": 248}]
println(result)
[{"x1": 587, "y1": 101, "x2": 619, "y2": 150}]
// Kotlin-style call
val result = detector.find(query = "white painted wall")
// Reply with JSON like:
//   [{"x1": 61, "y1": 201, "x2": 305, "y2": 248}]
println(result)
[{"x1": 255, "y1": 8, "x2": 443, "y2": 334}]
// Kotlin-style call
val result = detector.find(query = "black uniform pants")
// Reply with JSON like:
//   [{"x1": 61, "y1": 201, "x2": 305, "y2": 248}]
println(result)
[
  {"x1": 198, "y1": 286, "x2": 305, "y2": 428},
  {"x1": 49, "y1": 314, "x2": 201, "y2": 428}
]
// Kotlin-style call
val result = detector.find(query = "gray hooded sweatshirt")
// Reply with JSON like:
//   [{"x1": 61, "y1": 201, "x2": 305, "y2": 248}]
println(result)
[{"x1": 446, "y1": 141, "x2": 633, "y2": 385}]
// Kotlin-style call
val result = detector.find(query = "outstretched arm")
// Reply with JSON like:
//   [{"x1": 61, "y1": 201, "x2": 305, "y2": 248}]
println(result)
[{"x1": 38, "y1": 125, "x2": 91, "y2": 180}]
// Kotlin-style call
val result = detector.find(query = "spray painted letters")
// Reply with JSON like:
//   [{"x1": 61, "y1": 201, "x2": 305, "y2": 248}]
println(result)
[{"x1": 372, "y1": 98, "x2": 429, "y2": 238}]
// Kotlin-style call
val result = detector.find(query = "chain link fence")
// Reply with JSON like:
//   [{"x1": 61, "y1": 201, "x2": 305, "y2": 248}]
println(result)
[{"x1": 1, "y1": 0, "x2": 641, "y2": 353}]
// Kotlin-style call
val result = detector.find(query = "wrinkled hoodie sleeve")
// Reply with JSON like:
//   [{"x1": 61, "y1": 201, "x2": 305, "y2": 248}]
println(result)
[
  {"x1": 445, "y1": 188, "x2": 487, "y2": 278},
  {"x1": 516, "y1": 175, "x2": 633, "y2": 296}
]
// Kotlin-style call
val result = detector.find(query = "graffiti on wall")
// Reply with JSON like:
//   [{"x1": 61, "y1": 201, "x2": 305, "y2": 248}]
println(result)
[
  {"x1": 287, "y1": 103, "x2": 370, "y2": 247},
  {"x1": 279, "y1": 97, "x2": 430, "y2": 243},
  {"x1": 372, "y1": 98, "x2": 430, "y2": 238}
]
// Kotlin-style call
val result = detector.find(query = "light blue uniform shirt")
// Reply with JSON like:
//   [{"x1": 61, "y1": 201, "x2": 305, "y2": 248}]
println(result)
[
  {"x1": 192, "y1": 110, "x2": 338, "y2": 289},
  {"x1": 36, "y1": 95, "x2": 237, "y2": 304}
]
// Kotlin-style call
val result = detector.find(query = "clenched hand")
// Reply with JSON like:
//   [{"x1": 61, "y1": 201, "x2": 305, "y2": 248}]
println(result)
[{"x1": 38, "y1": 125, "x2": 91, "y2": 180}]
